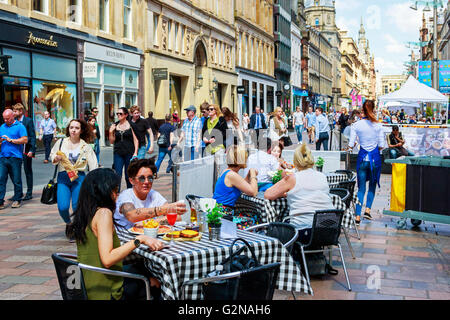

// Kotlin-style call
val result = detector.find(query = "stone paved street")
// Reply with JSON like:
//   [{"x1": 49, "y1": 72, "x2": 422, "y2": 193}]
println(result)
[{"x1": 0, "y1": 144, "x2": 449, "y2": 300}]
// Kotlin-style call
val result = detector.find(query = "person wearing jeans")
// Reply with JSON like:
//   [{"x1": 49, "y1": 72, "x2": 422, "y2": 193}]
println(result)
[
  {"x1": 155, "y1": 115, "x2": 176, "y2": 174},
  {"x1": 51, "y1": 119, "x2": 98, "y2": 238},
  {"x1": 0, "y1": 109, "x2": 28, "y2": 210},
  {"x1": 39, "y1": 111, "x2": 57, "y2": 163},
  {"x1": 130, "y1": 106, "x2": 154, "y2": 160},
  {"x1": 293, "y1": 107, "x2": 304, "y2": 144},
  {"x1": 314, "y1": 107, "x2": 330, "y2": 151}
]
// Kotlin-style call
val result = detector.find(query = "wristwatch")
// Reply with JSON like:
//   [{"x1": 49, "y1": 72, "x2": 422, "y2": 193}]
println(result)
[{"x1": 134, "y1": 238, "x2": 141, "y2": 248}]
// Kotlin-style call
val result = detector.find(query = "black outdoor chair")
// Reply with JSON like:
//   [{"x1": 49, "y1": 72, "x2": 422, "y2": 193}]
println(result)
[
  {"x1": 337, "y1": 180, "x2": 361, "y2": 240},
  {"x1": 246, "y1": 222, "x2": 299, "y2": 254},
  {"x1": 181, "y1": 262, "x2": 281, "y2": 300},
  {"x1": 334, "y1": 169, "x2": 356, "y2": 181},
  {"x1": 283, "y1": 210, "x2": 352, "y2": 292},
  {"x1": 234, "y1": 196, "x2": 263, "y2": 221},
  {"x1": 51, "y1": 253, "x2": 151, "y2": 300}
]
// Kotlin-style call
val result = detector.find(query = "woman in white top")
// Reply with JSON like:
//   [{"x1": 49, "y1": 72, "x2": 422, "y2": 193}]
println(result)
[
  {"x1": 242, "y1": 113, "x2": 250, "y2": 133},
  {"x1": 51, "y1": 119, "x2": 98, "y2": 237},
  {"x1": 222, "y1": 107, "x2": 244, "y2": 146},
  {"x1": 265, "y1": 143, "x2": 333, "y2": 232},
  {"x1": 269, "y1": 107, "x2": 288, "y2": 147},
  {"x1": 349, "y1": 100, "x2": 385, "y2": 224}
]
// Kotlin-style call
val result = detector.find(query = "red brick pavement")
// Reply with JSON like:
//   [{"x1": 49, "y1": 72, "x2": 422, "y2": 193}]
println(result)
[{"x1": 0, "y1": 159, "x2": 449, "y2": 300}]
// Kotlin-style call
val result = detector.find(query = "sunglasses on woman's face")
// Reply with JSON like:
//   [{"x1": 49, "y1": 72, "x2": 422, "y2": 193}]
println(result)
[
  {"x1": 116, "y1": 113, "x2": 125, "y2": 116},
  {"x1": 137, "y1": 175, "x2": 154, "y2": 183},
  {"x1": 208, "y1": 108, "x2": 215, "y2": 112}
]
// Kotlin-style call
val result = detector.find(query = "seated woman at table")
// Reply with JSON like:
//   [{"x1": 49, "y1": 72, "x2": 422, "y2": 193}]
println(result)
[
  {"x1": 66, "y1": 168, "x2": 183, "y2": 300},
  {"x1": 213, "y1": 145, "x2": 259, "y2": 229},
  {"x1": 271, "y1": 142, "x2": 294, "y2": 170},
  {"x1": 113, "y1": 158, "x2": 186, "y2": 231},
  {"x1": 264, "y1": 143, "x2": 333, "y2": 239}
]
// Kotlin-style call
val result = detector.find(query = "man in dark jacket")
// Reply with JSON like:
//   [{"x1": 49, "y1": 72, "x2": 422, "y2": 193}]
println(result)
[
  {"x1": 249, "y1": 106, "x2": 267, "y2": 147},
  {"x1": 13, "y1": 103, "x2": 36, "y2": 201}
]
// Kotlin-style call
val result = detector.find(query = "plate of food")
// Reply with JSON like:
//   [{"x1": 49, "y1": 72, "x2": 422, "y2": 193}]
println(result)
[
  {"x1": 128, "y1": 223, "x2": 172, "y2": 235},
  {"x1": 162, "y1": 229, "x2": 202, "y2": 241}
]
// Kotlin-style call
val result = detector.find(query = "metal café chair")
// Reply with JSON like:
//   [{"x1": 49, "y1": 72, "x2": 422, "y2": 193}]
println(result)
[
  {"x1": 51, "y1": 253, "x2": 151, "y2": 300},
  {"x1": 284, "y1": 210, "x2": 352, "y2": 292},
  {"x1": 329, "y1": 188, "x2": 356, "y2": 259},
  {"x1": 246, "y1": 222, "x2": 299, "y2": 254},
  {"x1": 336, "y1": 179, "x2": 361, "y2": 240},
  {"x1": 181, "y1": 262, "x2": 281, "y2": 300}
]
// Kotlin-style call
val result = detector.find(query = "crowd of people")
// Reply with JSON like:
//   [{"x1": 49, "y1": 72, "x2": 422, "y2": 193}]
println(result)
[{"x1": 380, "y1": 108, "x2": 448, "y2": 125}]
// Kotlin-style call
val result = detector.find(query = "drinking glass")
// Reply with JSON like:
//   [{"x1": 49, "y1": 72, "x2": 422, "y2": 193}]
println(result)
[{"x1": 167, "y1": 204, "x2": 178, "y2": 245}]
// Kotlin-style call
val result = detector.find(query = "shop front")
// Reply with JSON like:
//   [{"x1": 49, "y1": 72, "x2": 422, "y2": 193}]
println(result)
[
  {"x1": 83, "y1": 42, "x2": 142, "y2": 146},
  {"x1": 0, "y1": 21, "x2": 78, "y2": 143},
  {"x1": 236, "y1": 68, "x2": 277, "y2": 119}
]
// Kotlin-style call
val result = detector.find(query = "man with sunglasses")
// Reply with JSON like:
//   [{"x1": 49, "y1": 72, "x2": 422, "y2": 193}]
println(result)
[
  {"x1": 178, "y1": 105, "x2": 202, "y2": 161},
  {"x1": 114, "y1": 158, "x2": 186, "y2": 230}
]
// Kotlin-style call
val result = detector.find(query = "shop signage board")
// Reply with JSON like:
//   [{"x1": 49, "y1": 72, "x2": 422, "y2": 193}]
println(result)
[
  {"x1": 153, "y1": 68, "x2": 168, "y2": 81},
  {"x1": 0, "y1": 56, "x2": 9, "y2": 76},
  {"x1": 83, "y1": 62, "x2": 98, "y2": 78},
  {"x1": 84, "y1": 42, "x2": 140, "y2": 68},
  {"x1": 237, "y1": 85, "x2": 245, "y2": 94}
]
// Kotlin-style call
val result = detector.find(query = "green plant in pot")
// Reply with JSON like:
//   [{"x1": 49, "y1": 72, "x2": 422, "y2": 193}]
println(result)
[
  {"x1": 205, "y1": 203, "x2": 224, "y2": 240},
  {"x1": 316, "y1": 157, "x2": 324, "y2": 172}
]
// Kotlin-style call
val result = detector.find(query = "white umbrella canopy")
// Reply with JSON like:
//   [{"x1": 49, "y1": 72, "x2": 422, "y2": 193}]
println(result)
[{"x1": 378, "y1": 76, "x2": 448, "y2": 103}]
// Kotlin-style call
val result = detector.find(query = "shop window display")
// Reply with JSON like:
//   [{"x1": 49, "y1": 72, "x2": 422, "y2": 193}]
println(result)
[
  {"x1": 104, "y1": 92, "x2": 120, "y2": 145},
  {"x1": 33, "y1": 80, "x2": 76, "y2": 137}
]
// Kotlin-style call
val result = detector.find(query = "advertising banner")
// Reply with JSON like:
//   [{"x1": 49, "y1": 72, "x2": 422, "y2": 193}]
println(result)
[
  {"x1": 418, "y1": 61, "x2": 432, "y2": 87},
  {"x1": 439, "y1": 60, "x2": 450, "y2": 93}
]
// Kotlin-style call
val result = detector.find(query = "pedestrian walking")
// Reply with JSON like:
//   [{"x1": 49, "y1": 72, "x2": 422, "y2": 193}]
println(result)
[
  {"x1": 155, "y1": 114, "x2": 176, "y2": 174},
  {"x1": 269, "y1": 107, "x2": 288, "y2": 147},
  {"x1": 146, "y1": 111, "x2": 160, "y2": 152},
  {"x1": 39, "y1": 111, "x2": 57, "y2": 164},
  {"x1": 130, "y1": 106, "x2": 154, "y2": 160},
  {"x1": 222, "y1": 107, "x2": 243, "y2": 147},
  {"x1": 199, "y1": 102, "x2": 209, "y2": 156},
  {"x1": 305, "y1": 106, "x2": 316, "y2": 144},
  {"x1": 50, "y1": 119, "x2": 98, "y2": 237},
  {"x1": 13, "y1": 103, "x2": 36, "y2": 201},
  {"x1": 202, "y1": 104, "x2": 227, "y2": 155},
  {"x1": 249, "y1": 106, "x2": 267, "y2": 147},
  {"x1": 178, "y1": 105, "x2": 202, "y2": 161},
  {"x1": 314, "y1": 107, "x2": 330, "y2": 151},
  {"x1": 172, "y1": 110, "x2": 180, "y2": 128},
  {"x1": 293, "y1": 106, "x2": 305, "y2": 143},
  {"x1": 348, "y1": 100, "x2": 385, "y2": 225},
  {"x1": 90, "y1": 107, "x2": 101, "y2": 164},
  {"x1": 109, "y1": 107, "x2": 139, "y2": 190},
  {"x1": 242, "y1": 113, "x2": 250, "y2": 133},
  {"x1": 0, "y1": 109, "x2": 28, "y2": 210}
]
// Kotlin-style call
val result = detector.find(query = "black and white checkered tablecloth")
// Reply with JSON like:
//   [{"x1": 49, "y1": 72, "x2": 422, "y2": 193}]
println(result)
[
  {"x1": 238, "y1": 172, "x2": 357, "y2": 229},
  {"x1": 116, "y1": 228, "x2": 313, "y2": 300}
]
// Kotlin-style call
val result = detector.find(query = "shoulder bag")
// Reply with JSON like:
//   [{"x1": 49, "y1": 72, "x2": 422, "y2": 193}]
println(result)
[{"x1": 41, "y1": 139, "x2": 63, "y2": 205}]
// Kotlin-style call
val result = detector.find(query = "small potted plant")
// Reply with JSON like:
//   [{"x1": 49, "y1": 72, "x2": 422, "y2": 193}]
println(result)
[
  {"x1": 271, "y1": 169, "x2": 283, "y2": 184},
  {"x1": 316, "y1": 157, "x2": 324, "y2": 172},
  {"x1": 205, "y1": 203, "x2": 224, "y2": 240}
]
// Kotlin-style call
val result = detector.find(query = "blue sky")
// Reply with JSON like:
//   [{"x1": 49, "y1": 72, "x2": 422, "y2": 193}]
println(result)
[{"x1": 333, "y1": 0, "x2": 443, "y2": 76}]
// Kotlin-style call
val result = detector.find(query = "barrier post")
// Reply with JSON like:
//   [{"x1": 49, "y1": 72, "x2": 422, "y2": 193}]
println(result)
[{"x1": 172, "y1": 164, "x2": 178, "y2": 202}]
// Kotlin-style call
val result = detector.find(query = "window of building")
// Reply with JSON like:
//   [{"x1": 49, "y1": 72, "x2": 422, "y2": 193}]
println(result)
[
  {"x1": 68, "y1": 0, "x2": 82, "y2": 24},
  {"x1": 99, "y1": 0, "x2": 109, "y2": 32},
  {"x1": 153, "y1": 13, "x2": 159, "y2": 46},
  {"x1": 33, "y1": 0, "x2": 49, "y2": 14},
  {"x1": 123, "y1": 0, "x2": 132, "y2": 39}
]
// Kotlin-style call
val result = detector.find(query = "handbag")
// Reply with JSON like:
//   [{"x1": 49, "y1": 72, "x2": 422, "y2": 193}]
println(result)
[
  {"x1": 202, "y1": 238, "x2": 260, "y2": 300},
  {"x1": 282, "y1": 135, "x2": 293, "y2": 147},
  {"x1": 41, "y1": 139, "x2": 63, "y2": 205}
]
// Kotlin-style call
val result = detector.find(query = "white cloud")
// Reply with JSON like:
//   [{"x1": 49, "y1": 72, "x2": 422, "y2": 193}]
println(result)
[
  {"x1": 384, "y1": 34, "x2": 407, "y2": 54},
  {"x1": 385, "y1": 2, "x2": 424, "y2": 34},
  {"x1": 336, "y1": 16, "x2": 359, "y2": 33},
  {"x1": 375, "y1": 56, "x2": 404, "y2": 75},
  {"x1": 335, "y1": 0, "x2": 362, "y2": 11}
]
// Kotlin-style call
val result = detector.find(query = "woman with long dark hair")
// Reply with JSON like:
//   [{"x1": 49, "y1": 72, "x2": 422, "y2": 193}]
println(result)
[
  {"x1": 348, "y1": 100, "x2": 385, "y2": 224},
  {"x1": 66, "y1": 168, "x2": 169, "y2": 300},
  {"x1": 109, "y1": 107, "x2": 139, "y2": 190},
  {"x1": 51, "y1": 119, "x2": 98, "y2": 237}
]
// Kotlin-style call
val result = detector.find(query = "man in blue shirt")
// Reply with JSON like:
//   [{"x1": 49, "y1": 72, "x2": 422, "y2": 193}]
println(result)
[
  {"x1": 0, "y1": 109, "x2": 28, "y2": 209},
  {"x1": 315, "y1": 107, "x2": 330, "y2": 151},
  {"x1": 305, "y1": 106, "x2": 316, "y2": 144}
]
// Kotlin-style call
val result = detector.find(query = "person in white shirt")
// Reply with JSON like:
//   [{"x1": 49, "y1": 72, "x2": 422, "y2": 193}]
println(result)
[
  {"x1": 314, "y1": 107, "x2": 330, "y2": 151},
  {"x1": 269, "y1": 107, "x2": 288, "y2": 146},
  {"x1": 348, "y1": 100, "x2": 385, "y2": 224},
  {"x1": 293, "y1": 107, "x2": 305, "y2": 144},
  {"x1": 114, "y1": 158, "x2": 187, "y2": 230},
  {"x1": 244, "y1": 138, "x2": 281, "y2": 194},
  {"x1": 265, "y1": 143, "x2": 333, "y2": 236}
]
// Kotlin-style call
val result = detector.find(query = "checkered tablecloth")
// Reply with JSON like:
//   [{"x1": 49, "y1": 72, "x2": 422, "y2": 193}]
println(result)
[
  {"x1": 237, "y1": 172, "x2": 357, "y2": 229},
  {"x1": 116, "y1": 227, "x2": 313, "y2": 300}
]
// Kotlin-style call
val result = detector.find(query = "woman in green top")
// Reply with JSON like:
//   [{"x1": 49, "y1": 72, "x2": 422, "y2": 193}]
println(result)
[
  {"x1": 66, "y1": 168, "x2": 172, "y2": 300},
  {"x1": 202, "y1": 104, "x2": 228, "y2": 155}
]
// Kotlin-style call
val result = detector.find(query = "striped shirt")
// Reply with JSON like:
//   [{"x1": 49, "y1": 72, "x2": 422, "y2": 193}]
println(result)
[{"x1": 181, "y1": 116, "x2": 202, "y2": 148}]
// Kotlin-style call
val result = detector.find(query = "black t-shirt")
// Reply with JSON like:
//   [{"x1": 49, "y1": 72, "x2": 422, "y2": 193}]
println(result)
[
  {"x1": 114, "y1": 122, "x2": 135, "y2": 156},
  {"x1": 158, "y1": 123, "x2": 175, "y2": 146},
  {"x1": 130, "y1": 117, "x2": 150, "y2": 147},
  {"x1": 146, "y1": 117, "x2": 159, "y2": 138}
]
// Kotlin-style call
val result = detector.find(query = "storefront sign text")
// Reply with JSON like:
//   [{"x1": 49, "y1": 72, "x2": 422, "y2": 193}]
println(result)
[{"x1": 26, "y1": 32, "x2": 58, "y2": 48}]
